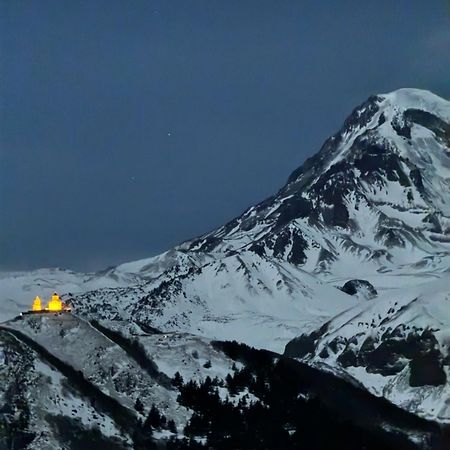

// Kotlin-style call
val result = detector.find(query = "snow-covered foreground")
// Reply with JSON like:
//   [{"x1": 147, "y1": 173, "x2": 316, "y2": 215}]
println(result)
[{"x1": 0, "y1": 313, "x2": 239, "y2": 447}]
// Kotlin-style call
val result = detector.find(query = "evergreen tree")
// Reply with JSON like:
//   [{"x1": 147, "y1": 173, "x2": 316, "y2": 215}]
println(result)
[
  {"x1": 168, "y1": 419, "x2": 177, "y2": 434},
  {"x1": 172, "y1": 371, "x2": 184, "y2": 387},
  {"x1": 144, "y1": 404, "x2": 162, "y2": 430},
  {"x1": 203, "y1": 376, "x2": 212, "y2": 390},
  {"x1": 225, "y1": 373, "x2": 238, "y2": 396},
  {"x1": 134, "y1": 397, "x2": 144, "y2": 414},
  {"x1": 133, "y1": 420, "x2": 155, "y2": 450},
  {"x1": 238, "y1": 395, "x2": 247, "y2": 409}
]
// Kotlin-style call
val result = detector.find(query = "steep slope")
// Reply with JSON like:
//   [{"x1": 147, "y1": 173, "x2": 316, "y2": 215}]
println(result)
[
  {"x1": 0, "y1": 313, "x2": 242, "y2": 448},
  {"x1": 0, "y1": 324, "x2": 129, "y2": 449},
  {"x1": 285, "y1": 277, "x2": 450, "y2": 423},
  {"x1": 181, "y1": 89, "x2": 449, "y2": 274}
]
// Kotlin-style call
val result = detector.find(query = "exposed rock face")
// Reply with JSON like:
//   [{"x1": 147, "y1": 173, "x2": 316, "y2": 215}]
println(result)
[
  {"x1": 283, "y1": 277, "x2": 450, "y2": 423},
  {"x1": 284, "y1": 322, "x2": 330, "y2": 359},
  {"x1": 339, "y1": 279, "x2": 378, "y2": 299},
  {"x1": 409, "y1": 352, "x2": 447, "y2": 387},
  {"x1": 286, "y1": 325, "x2": 448, "y2": 386}
]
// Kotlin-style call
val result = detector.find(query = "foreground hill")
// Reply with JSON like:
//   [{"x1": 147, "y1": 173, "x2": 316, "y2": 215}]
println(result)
[{"x1": 0, "y1": 313, "x2": 447, "y2": 449}]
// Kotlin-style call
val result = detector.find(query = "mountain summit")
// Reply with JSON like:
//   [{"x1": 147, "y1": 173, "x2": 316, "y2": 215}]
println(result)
[{"x1": 181, "y1": 88, "x2": 450, "y2": 267}]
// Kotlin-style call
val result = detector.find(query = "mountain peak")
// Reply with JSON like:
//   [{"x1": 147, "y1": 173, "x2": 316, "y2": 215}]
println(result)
[
  {"x1": 379, "y1": 88, "x2": 450, "y2": 121},
  {"x1": 182, "y1": 86, "x2": 449, "y2": 267}
]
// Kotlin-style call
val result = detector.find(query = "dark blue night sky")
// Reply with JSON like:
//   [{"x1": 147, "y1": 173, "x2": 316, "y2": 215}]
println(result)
[{"x1": 1, "y1": 0, "x2": 449, "y2": 271}]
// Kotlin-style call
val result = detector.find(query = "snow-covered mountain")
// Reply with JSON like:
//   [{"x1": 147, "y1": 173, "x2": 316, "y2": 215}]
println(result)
[
  {"x1": 66, "y1": 88, "x2": 449, "y2": 353},
  {"x1": 182, "y1": 89, "x2": 450, "y2": 268},
  {"x1": 285, "y1": 277, "x2": 450, "y2": 424},
  {"x1": 1, "y1": 88, "x2": 449, "y2": 446}
]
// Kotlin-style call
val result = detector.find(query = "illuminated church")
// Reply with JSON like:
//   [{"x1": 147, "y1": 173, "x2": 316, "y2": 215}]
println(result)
[{"x1": 30, "y1": 293, "x2": 70, "y2": 313}]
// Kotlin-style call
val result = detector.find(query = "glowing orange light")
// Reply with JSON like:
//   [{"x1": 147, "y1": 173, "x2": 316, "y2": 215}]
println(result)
[
  {"x1": 32, "y1": 296, "x2": 42, "y2": 311},
  {"x1": 47, "y1": 292, "x2": 63, "y2": 311}
]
